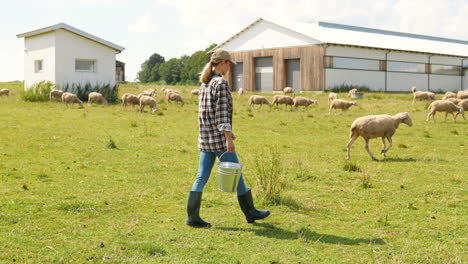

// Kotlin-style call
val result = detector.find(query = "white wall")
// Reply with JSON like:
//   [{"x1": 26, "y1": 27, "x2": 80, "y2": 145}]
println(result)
[
  {"x1": 430, "y1": 75, "x2": 462, "y2": 92},
  {"x1": 326, "y1": 46, "x2": 386, "y2": 60},
  {"x1": 24, "y1": 32, "x2": 55, "y2": 88},
  {"x1": 387, "y1": 52, "x2": 428, "y2": 63},
  {"x1": 387, "y1": 72, "x2": 428, "y2": 92},
  {"x1": 464, "y1": 69, "x2": 468, "y2": 91},
  {"x1": 431, "y1": 56, "x2": 462, "y2": 65},
  {"x1": 55, "y1": 29, "x2": 116, "y2": 88},
  {"x1": 326, "y1": 69, "x2": 385, "y2": 91},
  {"x1": 223, "y1": 20, "x2": 320, "y2": 52}
]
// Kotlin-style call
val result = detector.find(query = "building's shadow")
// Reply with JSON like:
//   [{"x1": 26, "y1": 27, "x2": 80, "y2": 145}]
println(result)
[{"x1": 216, "y1": 223, "x2": 385, "y2": 246}]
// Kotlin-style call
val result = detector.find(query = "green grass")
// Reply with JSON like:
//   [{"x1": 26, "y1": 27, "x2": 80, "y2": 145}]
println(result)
[{"x1": 0, "y1": 82, "x2": 466, "y2": 263}]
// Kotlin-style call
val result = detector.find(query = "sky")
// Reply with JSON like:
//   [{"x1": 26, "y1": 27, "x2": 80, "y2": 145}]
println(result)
[{"x1": 1, "y1": 0, "x2": 468, "y2": 82}]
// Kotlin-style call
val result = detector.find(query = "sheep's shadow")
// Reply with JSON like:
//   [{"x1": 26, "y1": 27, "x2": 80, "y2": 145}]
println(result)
[
  {"x1": 216, "y1": 223, "x2": 385, "y2": 245},
  {"x1": 379, "y1": 157, "x2": 417, "y2": 162}
]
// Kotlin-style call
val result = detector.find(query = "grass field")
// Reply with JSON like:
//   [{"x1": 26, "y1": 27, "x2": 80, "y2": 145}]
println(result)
[{"x1": 0, "y1": 81, "x2": 466, "y2": 263}]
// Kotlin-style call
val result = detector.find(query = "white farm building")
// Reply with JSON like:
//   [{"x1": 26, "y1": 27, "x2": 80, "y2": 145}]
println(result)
[
  {"x1": 17, "y1": 23, "x2": 125, "y2": 89},
  {"x1": 214, "y1": 18, "x2": 468, "y2": 93}
]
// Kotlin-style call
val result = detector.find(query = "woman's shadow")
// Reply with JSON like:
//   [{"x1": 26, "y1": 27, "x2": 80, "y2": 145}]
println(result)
[{"x1": 216, "y1": 223, "x2": 385, "y2": 246}]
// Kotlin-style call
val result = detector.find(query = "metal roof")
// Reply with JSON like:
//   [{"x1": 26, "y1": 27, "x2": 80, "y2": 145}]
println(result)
[
  {"x1": 214, "y1": 18, "x2": 468, "y2": 58},
  {"x1": 17, "y1": 23, "x2": 125, "y2": 53}
]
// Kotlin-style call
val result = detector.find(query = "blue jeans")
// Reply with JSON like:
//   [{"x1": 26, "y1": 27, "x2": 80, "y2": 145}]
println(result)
[{"x1": 191, "y1": 151, "x2": 249, "y2": 195}]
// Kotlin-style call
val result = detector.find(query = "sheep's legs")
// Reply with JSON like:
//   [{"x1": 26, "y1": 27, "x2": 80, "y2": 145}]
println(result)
[
  {"x1": 364, "y1": 138, "x2": 378, "y2": 161},
  {"x1": 346, "y1": 136, "x2": 357, "y2": 160},
  {"x1": 380, "y1": 137, "x2": 387, "y2": 156},
  {"x1": 382, "y1": 136, "x2": 392, "y2": 157}
]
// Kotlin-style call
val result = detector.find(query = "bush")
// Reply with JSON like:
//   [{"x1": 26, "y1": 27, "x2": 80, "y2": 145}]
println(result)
[
  {"x1": 20, "y1": 81, "x2": 54, "y2": 102},
  {"x1": 252, "y1": 148, "x2": 286, "y2": 205},
  {"x1": 326, "y1": 83, "x2": 371, "y2": 93},
  {"x1": 62, "y1": 82, "x2": 118, "y2": 103}
]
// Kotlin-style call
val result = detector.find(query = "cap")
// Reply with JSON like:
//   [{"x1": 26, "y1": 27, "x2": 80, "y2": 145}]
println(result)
[{"x1": 211, "y1": 48, "x2": 236, "y2": 64}]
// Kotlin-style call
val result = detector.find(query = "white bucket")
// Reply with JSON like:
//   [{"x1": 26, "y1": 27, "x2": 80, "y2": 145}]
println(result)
[
  {"x1": 351, "y1": 92, "x2": 364, "y2": 99},
  {"x1": 217, "y1": 153, "x2": 243, "y2": 193}
]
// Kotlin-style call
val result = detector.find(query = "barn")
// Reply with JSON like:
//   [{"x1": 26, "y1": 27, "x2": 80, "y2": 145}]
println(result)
[
  {"x1": 17, "y1": 23, "x2": 125, "y2": 89},
  {"x1": 212, "y1": 18, "x2": 468, "y2": 93}
]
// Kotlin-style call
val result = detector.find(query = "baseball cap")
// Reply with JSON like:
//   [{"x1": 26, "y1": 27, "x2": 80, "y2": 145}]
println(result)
[{"x1": 211, "y1": 48, "x2": 236, "y2": 64}]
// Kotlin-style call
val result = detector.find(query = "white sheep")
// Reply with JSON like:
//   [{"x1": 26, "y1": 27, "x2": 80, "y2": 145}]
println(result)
[
  {"x1": 445, "y1": 98, "x2": 461, "y2": 105},
  {"x1": 293, "y1": 96, "x2": 318, "y2": 110},
  {"x1": 49, "y1": 89, "x2": 64, "y2": 100},
  {"x1": 61, "y1": 92, "x2": 84, "y2": 108},
  {"x1": 121, "y1": 93, "x2": 140, "y2": 109},
  {"x1": 272, "y1": 95, "x2": 294, "y2": 110},
  {"x1": 329, "y1": 99, "x2": 358, "y2": 113},
  {"x1": 139, "y1": 95, "x2": 157, "y2": 113},
  {"x1": 426, "y1": 100, "x2": 465, "y2": 122},
  {"x1": 457, "y1": 90, "x2": 468, "y2": 99},
  {"x1": 411, "y1": 86, "x2": 435, "y2": 104},
  {"x1": 248, "y1": 95, "x2": 272, "y2": 108},
  {"x1": 347, "y1": 112, "x2": 413, "y2": 161},
  {"x1": 238, "y1": 88, "x2": 245, "y2": 96},
  {"x1": 328, "y1": 92, "x2": 338, "y2": 105},
  {"x1": 191, "y1": 89, "x2": 199, "y2": 98},
  {"x1": 347, "y1": 89, "x2": 358, "y2": 97},
  {"x1": 0, "y1": 88, "x2": 10, "y2": 97},
  {"x1": 458, "y1": 99, "x2": 468, "y2": 111},
  {"x1": 88, "y1": 92, "x2": 108, "y2": 105},
  {"x1": 283, "y1": 87, "x2": 294, "y2": 96},
  {"x1": 164, "y1": 89, "x2": 179, "y2": 96},
  {"x1": 139, "y1": 90, "x2": 156, "y2": 97},
  {"x1": 167, "y1": 92, "x2": 185, "y2": 106},
  {"x1": 442, "y1": 91, "x2": 457, "y2": 100}
]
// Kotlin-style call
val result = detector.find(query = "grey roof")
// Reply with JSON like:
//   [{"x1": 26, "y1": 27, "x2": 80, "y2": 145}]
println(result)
[{"x1": 17, "y1": 23, "x2": 125, "y2": 52}]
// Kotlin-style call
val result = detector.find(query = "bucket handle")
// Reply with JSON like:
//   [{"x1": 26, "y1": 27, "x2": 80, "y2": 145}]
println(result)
[{"x1": 219, "y1": 151, "x2": 240, "y2": 162}]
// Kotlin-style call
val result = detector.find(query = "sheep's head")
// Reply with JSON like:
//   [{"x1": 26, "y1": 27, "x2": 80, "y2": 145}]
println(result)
[
  {"x1": 351, "y1": 101, "x2": 358, "y2": 106},
  {"x1": 397, "y1": 112, "x2": 413, "y2": 127},
  {"x1": 411, "y1": 86, "x2": 417, "y2": 93}
]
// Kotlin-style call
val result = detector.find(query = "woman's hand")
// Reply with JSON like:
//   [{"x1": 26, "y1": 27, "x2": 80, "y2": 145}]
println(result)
[{"x1": 224, "y1": 131, "x2": 236, "y2": 152}]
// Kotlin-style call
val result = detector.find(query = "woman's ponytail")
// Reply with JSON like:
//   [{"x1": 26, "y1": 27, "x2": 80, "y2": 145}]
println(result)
[{"x1": 199, "y1": 61, "x2": 213, "y2": 84}]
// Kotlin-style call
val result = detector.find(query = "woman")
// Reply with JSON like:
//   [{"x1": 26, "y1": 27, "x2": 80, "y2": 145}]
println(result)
[{"x1": 186, "y1": 48, "x2": 270, "y2": 228}]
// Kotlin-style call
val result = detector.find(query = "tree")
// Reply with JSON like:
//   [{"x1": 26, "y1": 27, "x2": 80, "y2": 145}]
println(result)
[
  {"x1": 159, "y1": 58, "x2": 182, "y2": 85},
  {"x1": 137, "y1": 53, "x2": 165, "y2": 82},
  {"x1": 180, "y1": 44, "x2": 217, "y2": 83}
]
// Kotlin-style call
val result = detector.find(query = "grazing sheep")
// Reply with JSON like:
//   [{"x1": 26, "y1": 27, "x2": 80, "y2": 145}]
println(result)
[
  {"x1": 457, "y1": 90, "x2": 468, "y2": 99},
  {"x1": 191, "y1": 89, "x2": 199, "y2": 96},
  {"x1": 238, "y1": 88, "x2": 245, "y2": 96},
  {"x1": 347, "y1": 89, "x2": 357, "y2": 97},
  {"x1": 293, "y1": 96, "x2": 318, "y2": 110},
  {"x1": 411, "y1": 86, "x2": 435, "y2": 104},
  {"x1": 283, "y1": 87, "x2": 294, "y2": 95},
  {"x1": 272, "y1": 95, "x2": 294, "y2": 110},
  {"x1": 249, "y1": 95, "x2": 272, "y2": 108},
  {"x1": 61, "y1": 92, "x2": 84, "y2": 108},
  {"x1": 167, "y1": 92, "x2": 185, "y2": 106},
  {"x1": 49, "y1": 89, "x2": 64, "y2": 100},
  {"x1": 139, "y1": 95, "x2": 157, "y2": 113},
  {"x1": 445, "y1": 98, "x2": 461, "y2": 105},
  {"x1": 164, "y1": 89, "x2": 179, "y2": 96},
  {"x1": 328, "y1": 92, "x2": 338, "y2": 105},
  {"x1": 139, "y1": 90, "x2": 155, "y2": 97},
  {"x1": 121, "y1": 93, "x2": 140, "y2": 109},
  {"x1": 87, "y1": 92, "x2": 108, "y2": 105},
  {"x1": 347, "y1": 112, "x2": 413, "y2": 161},
  {"x1": 426, "y1": 100, "x2": 465, "y2": 122},
  {"x1": 442, "y1": 91, "x2": 457, "y2": 100},
  {"x1": 0, "y1": 88, "x2": 10, "y2": 97},
  {"x1": 329, "y1": 99, "x2": 358, "y2": 113}
]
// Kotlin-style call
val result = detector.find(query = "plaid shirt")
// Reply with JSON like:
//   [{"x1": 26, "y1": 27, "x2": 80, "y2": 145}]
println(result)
[{"x1": 198, "y1": 74, "x2": 233, "y2": 152}]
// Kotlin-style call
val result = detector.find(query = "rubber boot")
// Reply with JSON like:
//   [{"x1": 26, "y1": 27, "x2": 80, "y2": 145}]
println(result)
[
  {"x1": 237, "y1": 189, "x2": 270, "y2": 223},
  {"x1": 186, "y1": 191, "x2": 211, "y2": 228}
]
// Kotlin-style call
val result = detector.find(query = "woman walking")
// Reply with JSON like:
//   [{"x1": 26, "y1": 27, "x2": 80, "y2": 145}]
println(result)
[{"x1": 186, "y1": 49, "x2": 270, "y2": 228}]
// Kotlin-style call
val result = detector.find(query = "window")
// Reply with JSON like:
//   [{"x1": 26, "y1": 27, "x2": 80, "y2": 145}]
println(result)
[
  {"x1": 387, "y1": 61, "x2": 426, "y2": 73},
  {"x1": 75, "y1": 59, "x2": 96, "y2": 72},
  {"x1": 431, "y1": 64, "x2": 461, "y2": 75},
  {"x1": 34, "y1": 60, "x2": 43, "y2": 73},
  {"x1": 332, "y1": 57, "x2": 380, "y2": 71}
]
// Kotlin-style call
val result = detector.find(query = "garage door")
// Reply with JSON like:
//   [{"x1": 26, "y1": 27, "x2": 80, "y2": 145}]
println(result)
[
  {"x1": 233, "y1": 63, "x2": 243, "y2": 92},
  {"x1": 255, "y1": 57, "x2": 273, "y2": 92},
  {"x1": 287, "y1": 59, "x2": 301, "y2": 92}
]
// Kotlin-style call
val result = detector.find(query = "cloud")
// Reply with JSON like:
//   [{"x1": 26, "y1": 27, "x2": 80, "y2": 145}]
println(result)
[
  {"x1": 79, "y1": 0, "x2": 128, "y2": 4},
  {"x1": 128, "y1": 13, "x2": 156, "y2": 33}
]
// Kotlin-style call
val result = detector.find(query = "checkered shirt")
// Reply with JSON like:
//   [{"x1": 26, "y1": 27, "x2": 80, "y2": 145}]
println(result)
[{"x1": 198, "y1": 74, "x2": 233, "y2": 152}]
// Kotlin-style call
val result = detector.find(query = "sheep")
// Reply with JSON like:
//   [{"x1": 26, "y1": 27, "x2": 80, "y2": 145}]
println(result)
[
  {"x1": 426, "y1": 100, "x2": 465, "y2": 122},
  {"x1": 49, "y1": 89, "x2": 64, "y2": 100},
  {"x1": 238, "y1": 88, "x2": 245, "y2": 96},
  {"x1": 329, "y1": 99, "x2": 358, "y2": 113},
  {"x1": 139, "y1": 90, "x2": 156, "y2": 97},
  {"x1": 442, "y1": 91, "x2": 457, "y2": 100},
  {"x1": 272, "y1": 95, "x2": 294, "y2": 110},
  {"x1": 347, "y1": 88, "x2": 358, "y2": 97},
  {"x1": 347, "y1": 112, "x2": 413, "y2": 161},
  {"x1": 164, "y1": 89, "x2": 179, "y2": 96},
  {"x1": 121, "y1": 93, "x2": 140, "y2": 110},
  {"x1": 328, "y1": 92, "x2": 338, "y2": 105},
  {"x1": 445, "y1": 98, "x2": 461, "y2": 105},
  {"x1": 0, "y1": 88, "x2": 10, "y2": 97},
  {"x1": 411, "y1": 86, "x2": 435, "y2": 104},
  {"x1": 61, "y1": 92, "x2": 84, "y2": 108},
  {"x1": 283, "y1": 87, "x2": 294, "y2": 96},
  {"x1": 457, "y1": 90, "x2": 468, "y2": 99},
  {"x1": 191, "y1": 89, "x2": 199, "y2": 98},
  {"x1": 167, "y1": 92, "x2": 185, "y2": 106},
  {"x1": 248, "y1": 95, "x2": 272, "y2": 108},
  {"x1": 139, "y1": 95, "x2": 157, "y2": 113},
  {"x1": 87, "y1": 92, "x2": 108, "y2": 105},
  {"x1": 293, "y1": 96, "x2": 318, "y2": 110}
]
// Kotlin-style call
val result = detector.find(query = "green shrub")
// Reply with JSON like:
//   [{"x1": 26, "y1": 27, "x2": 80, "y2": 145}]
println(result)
[
  {"x1": 252, "y1": 148, "x2": 286, "y2": 205},
  {"x1": 20, "y1": 81, "x2": 54, "y2": 102},
  {"x1": 62, "y1": 82, "x2": 118, "y2": 103},
  {"x1": 326, "y1": 83, "x2": 371, "y2": 93}
]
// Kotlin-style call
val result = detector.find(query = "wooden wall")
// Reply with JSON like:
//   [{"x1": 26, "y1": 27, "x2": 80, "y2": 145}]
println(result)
[{"x1": 228, "y1": 45, "x2": 325, "y2": 91}]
